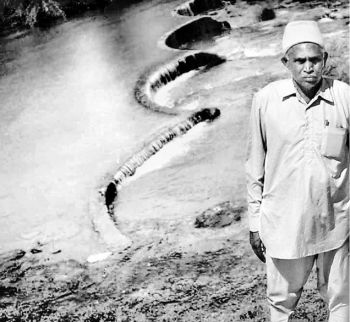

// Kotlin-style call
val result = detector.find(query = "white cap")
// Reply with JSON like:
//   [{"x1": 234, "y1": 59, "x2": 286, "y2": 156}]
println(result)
[{"x1": 282, "y1": 20, "x2": 324, "y2": 54}]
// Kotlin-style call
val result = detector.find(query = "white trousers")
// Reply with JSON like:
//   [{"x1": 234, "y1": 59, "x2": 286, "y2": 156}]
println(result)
[{"x1": 266, "y1": 239, "x2": 349, "y2": 322}]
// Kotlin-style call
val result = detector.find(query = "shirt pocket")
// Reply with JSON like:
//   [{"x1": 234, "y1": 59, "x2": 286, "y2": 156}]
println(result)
[{"x1": 320, "y1": 126, "x2": 348, "y2": 161}]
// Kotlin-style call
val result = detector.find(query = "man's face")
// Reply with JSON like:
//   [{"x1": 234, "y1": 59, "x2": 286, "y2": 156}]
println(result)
[{"x1": 282, "y1": 42, "x2": 327, "y2": 93}]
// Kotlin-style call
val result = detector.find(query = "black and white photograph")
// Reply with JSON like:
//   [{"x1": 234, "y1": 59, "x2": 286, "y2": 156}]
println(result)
[{"x1": 0, "y1": 0, "x2": 349, "y2": 321}]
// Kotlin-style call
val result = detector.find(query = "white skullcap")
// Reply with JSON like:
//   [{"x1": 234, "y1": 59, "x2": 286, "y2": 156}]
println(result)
[{"x1": 282, "y1": 20, "x2": 324, "y2": 54}]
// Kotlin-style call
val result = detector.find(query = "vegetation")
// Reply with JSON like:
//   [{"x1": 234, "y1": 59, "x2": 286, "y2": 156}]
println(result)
[
  {"x1": 0, "y1": 0, "x2": 110, "y2": 28},
  {"x1": 0, "y1": 0, "x2": 65, "y2": 27},
  {"x1": 324, "y1": 38, "x2": 350, "y2": 84}
]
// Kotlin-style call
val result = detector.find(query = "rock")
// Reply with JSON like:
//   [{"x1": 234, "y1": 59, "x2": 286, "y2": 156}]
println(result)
[
  {"x1": 168, "y1": 251, "x2": 182, "y2": 259},
  {"x1": 0, "y1": 285, "x2": 18, "y2": 297},
  {"x1": 194, "y1": 201, "x2": 244, "y2": 228},
  {"x1": 11, "y1": 249, "x2": 26, "y2": 260},
  {"x1": 318, "y1": 17, "x2": 334, "y2": 23},
  {"x1": 105, "y1": 181, "x2": 118, "y2": 208},
  {"x1": 0, "y1": 250, "x2": 26, "y2": 268},
  {"x1": 260, "y1": 8, "x2": 275, "y2": 21},
  {"x1": 329, "y1": 8, "x2": 350, "y2": 20},
  {"x1": 250, "y1": 5, "x2": 275, "y2": 22},
  {"x1": 30, "y1": 248, "x2": 42, "y2": 254},
  {"x1": 87, "y1": 252, "x2": 112, "y2": 263}
]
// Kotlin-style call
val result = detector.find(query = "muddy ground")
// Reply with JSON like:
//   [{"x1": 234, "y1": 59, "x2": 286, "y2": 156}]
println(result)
[
  {"x1": 0, "y1": 212, "x2": 329, "y2": 321},
  {"x1": 0, "y1": 0, "x2": 349, "y2": 321}
]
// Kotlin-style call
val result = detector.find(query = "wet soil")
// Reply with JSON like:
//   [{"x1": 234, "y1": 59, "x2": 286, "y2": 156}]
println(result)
[{"x1": 0, "y1": 214, "x2": 328, "y2": 321}]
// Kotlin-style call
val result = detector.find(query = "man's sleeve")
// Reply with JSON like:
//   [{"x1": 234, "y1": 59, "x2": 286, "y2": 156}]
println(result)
[{"x1": 245, "y1": 93, "x2": 266, "y2": 232}]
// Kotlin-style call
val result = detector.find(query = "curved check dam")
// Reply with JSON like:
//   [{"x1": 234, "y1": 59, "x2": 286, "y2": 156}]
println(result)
[
  {"x1": 134, "y1": 52, "x2": 226, "y2": 113},
  {"x1": 175, "y1": 0, "x2": 227, "y2": 16},
  {"x1": 165, "y1": 17, "x2": 230, "y2": 50},
  {"x1": 105, "y1": 107, "x2": 221, "y2": 215},
  {"x1": 165, "y1": 17, "x2": 231, "y2": 49}
]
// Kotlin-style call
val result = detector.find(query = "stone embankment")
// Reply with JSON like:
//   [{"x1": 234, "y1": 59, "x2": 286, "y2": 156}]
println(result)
[
  {"x1": 134, "y1": 52, "x2": 225, "y2": 112},
  {"x1": 105, "y1": 108, "x2": 221, "y2": 216},
  {"x1": 103, "y1": 0, "x2": 232, "y2": 227},
  {"x1": 164, "y1": 17, "x2": 230, "y2": 50},
  {"x1": 174, "y1": 0, "x2": 228, "y2": 16}
]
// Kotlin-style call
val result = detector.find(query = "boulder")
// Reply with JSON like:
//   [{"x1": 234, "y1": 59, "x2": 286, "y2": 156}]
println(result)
[
  {"x1": 194, "y1": 201, "x2": 244, "y2": 228},
  {"x1": 260, "y1": 7, "x2": 275, "y2": 21},
  {"x1": 0, "y1": 249, "x2": 26, "y2": 263}
]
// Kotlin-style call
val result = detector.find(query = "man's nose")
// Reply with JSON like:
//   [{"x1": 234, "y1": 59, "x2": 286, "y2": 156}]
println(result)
[{"x1": 304, "y1": 61, "x2": 313, "y2": 73}]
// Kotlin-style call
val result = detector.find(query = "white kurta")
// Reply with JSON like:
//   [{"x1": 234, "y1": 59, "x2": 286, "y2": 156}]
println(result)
[{"x1": 246, "y1": 78, "x2": 349, "y2": 259}]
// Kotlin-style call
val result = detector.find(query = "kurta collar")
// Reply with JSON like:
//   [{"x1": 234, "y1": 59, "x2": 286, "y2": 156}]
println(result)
[{"x1": 281, "y1": 77, "x2": 334, "y2": 104}]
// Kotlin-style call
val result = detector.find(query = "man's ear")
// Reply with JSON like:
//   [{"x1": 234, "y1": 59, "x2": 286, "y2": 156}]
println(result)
[
  {"x1": 323, "y1": 51, "x2": 328, "y2": 66},
  {"x1": 281, "y1": 56, "x2": 288, "y2": 67}
]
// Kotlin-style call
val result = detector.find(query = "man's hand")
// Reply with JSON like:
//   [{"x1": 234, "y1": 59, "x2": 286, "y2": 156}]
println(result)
[{"x1": 249, "y1": 231, "x2": 266, "y2": 263}]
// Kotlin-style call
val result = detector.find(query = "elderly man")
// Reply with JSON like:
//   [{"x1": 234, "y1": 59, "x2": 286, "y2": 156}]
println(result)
[{"x1": 246, "y1": 20, "x2": 349, "y2": 322}]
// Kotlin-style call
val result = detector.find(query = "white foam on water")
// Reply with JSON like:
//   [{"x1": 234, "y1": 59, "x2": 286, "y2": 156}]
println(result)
[
  {"x1": 230, "y1": 70, "x2": 264, "y2": 83},
  {"x1": 123, "y1": 122, "x2": 208, "y2": 184},
  {"x1": 179, "y1": 100, "x2": 200, "y2": 111},
  {"x1": 213, "y1": 37, "x2": 244, "y2": 60},
  {"x1": 244, "y1": 43, "x2": 280, "y2": 57}
]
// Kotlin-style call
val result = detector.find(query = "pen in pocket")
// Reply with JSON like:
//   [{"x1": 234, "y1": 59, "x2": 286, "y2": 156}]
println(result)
[{"x1": 324, "y1": 120, "x2": 329, "y2": 127}]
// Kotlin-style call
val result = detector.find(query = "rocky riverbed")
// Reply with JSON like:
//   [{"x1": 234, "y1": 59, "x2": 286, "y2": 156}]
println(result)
[{"x1": 0, "y1": 208, "x2": 328, "y2": 321}]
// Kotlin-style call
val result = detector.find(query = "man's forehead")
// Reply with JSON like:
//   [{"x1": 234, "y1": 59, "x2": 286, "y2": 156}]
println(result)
[{"x1": 287, "y1": 42, "x2": 324, "y2": 57}]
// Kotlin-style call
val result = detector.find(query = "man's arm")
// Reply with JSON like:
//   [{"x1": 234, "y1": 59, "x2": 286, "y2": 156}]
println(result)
[{"x1": 245, "y1": 93, "x2": 267, "y2": 263}]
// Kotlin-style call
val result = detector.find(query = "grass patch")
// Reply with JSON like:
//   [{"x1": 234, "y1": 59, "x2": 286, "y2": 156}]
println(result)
[
  {"x1": 323, "y1": 37, "x2": 349, "y2": 84},
  {"x1": 0, "y1": 0, "x2": 65, "y2": 27}
]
